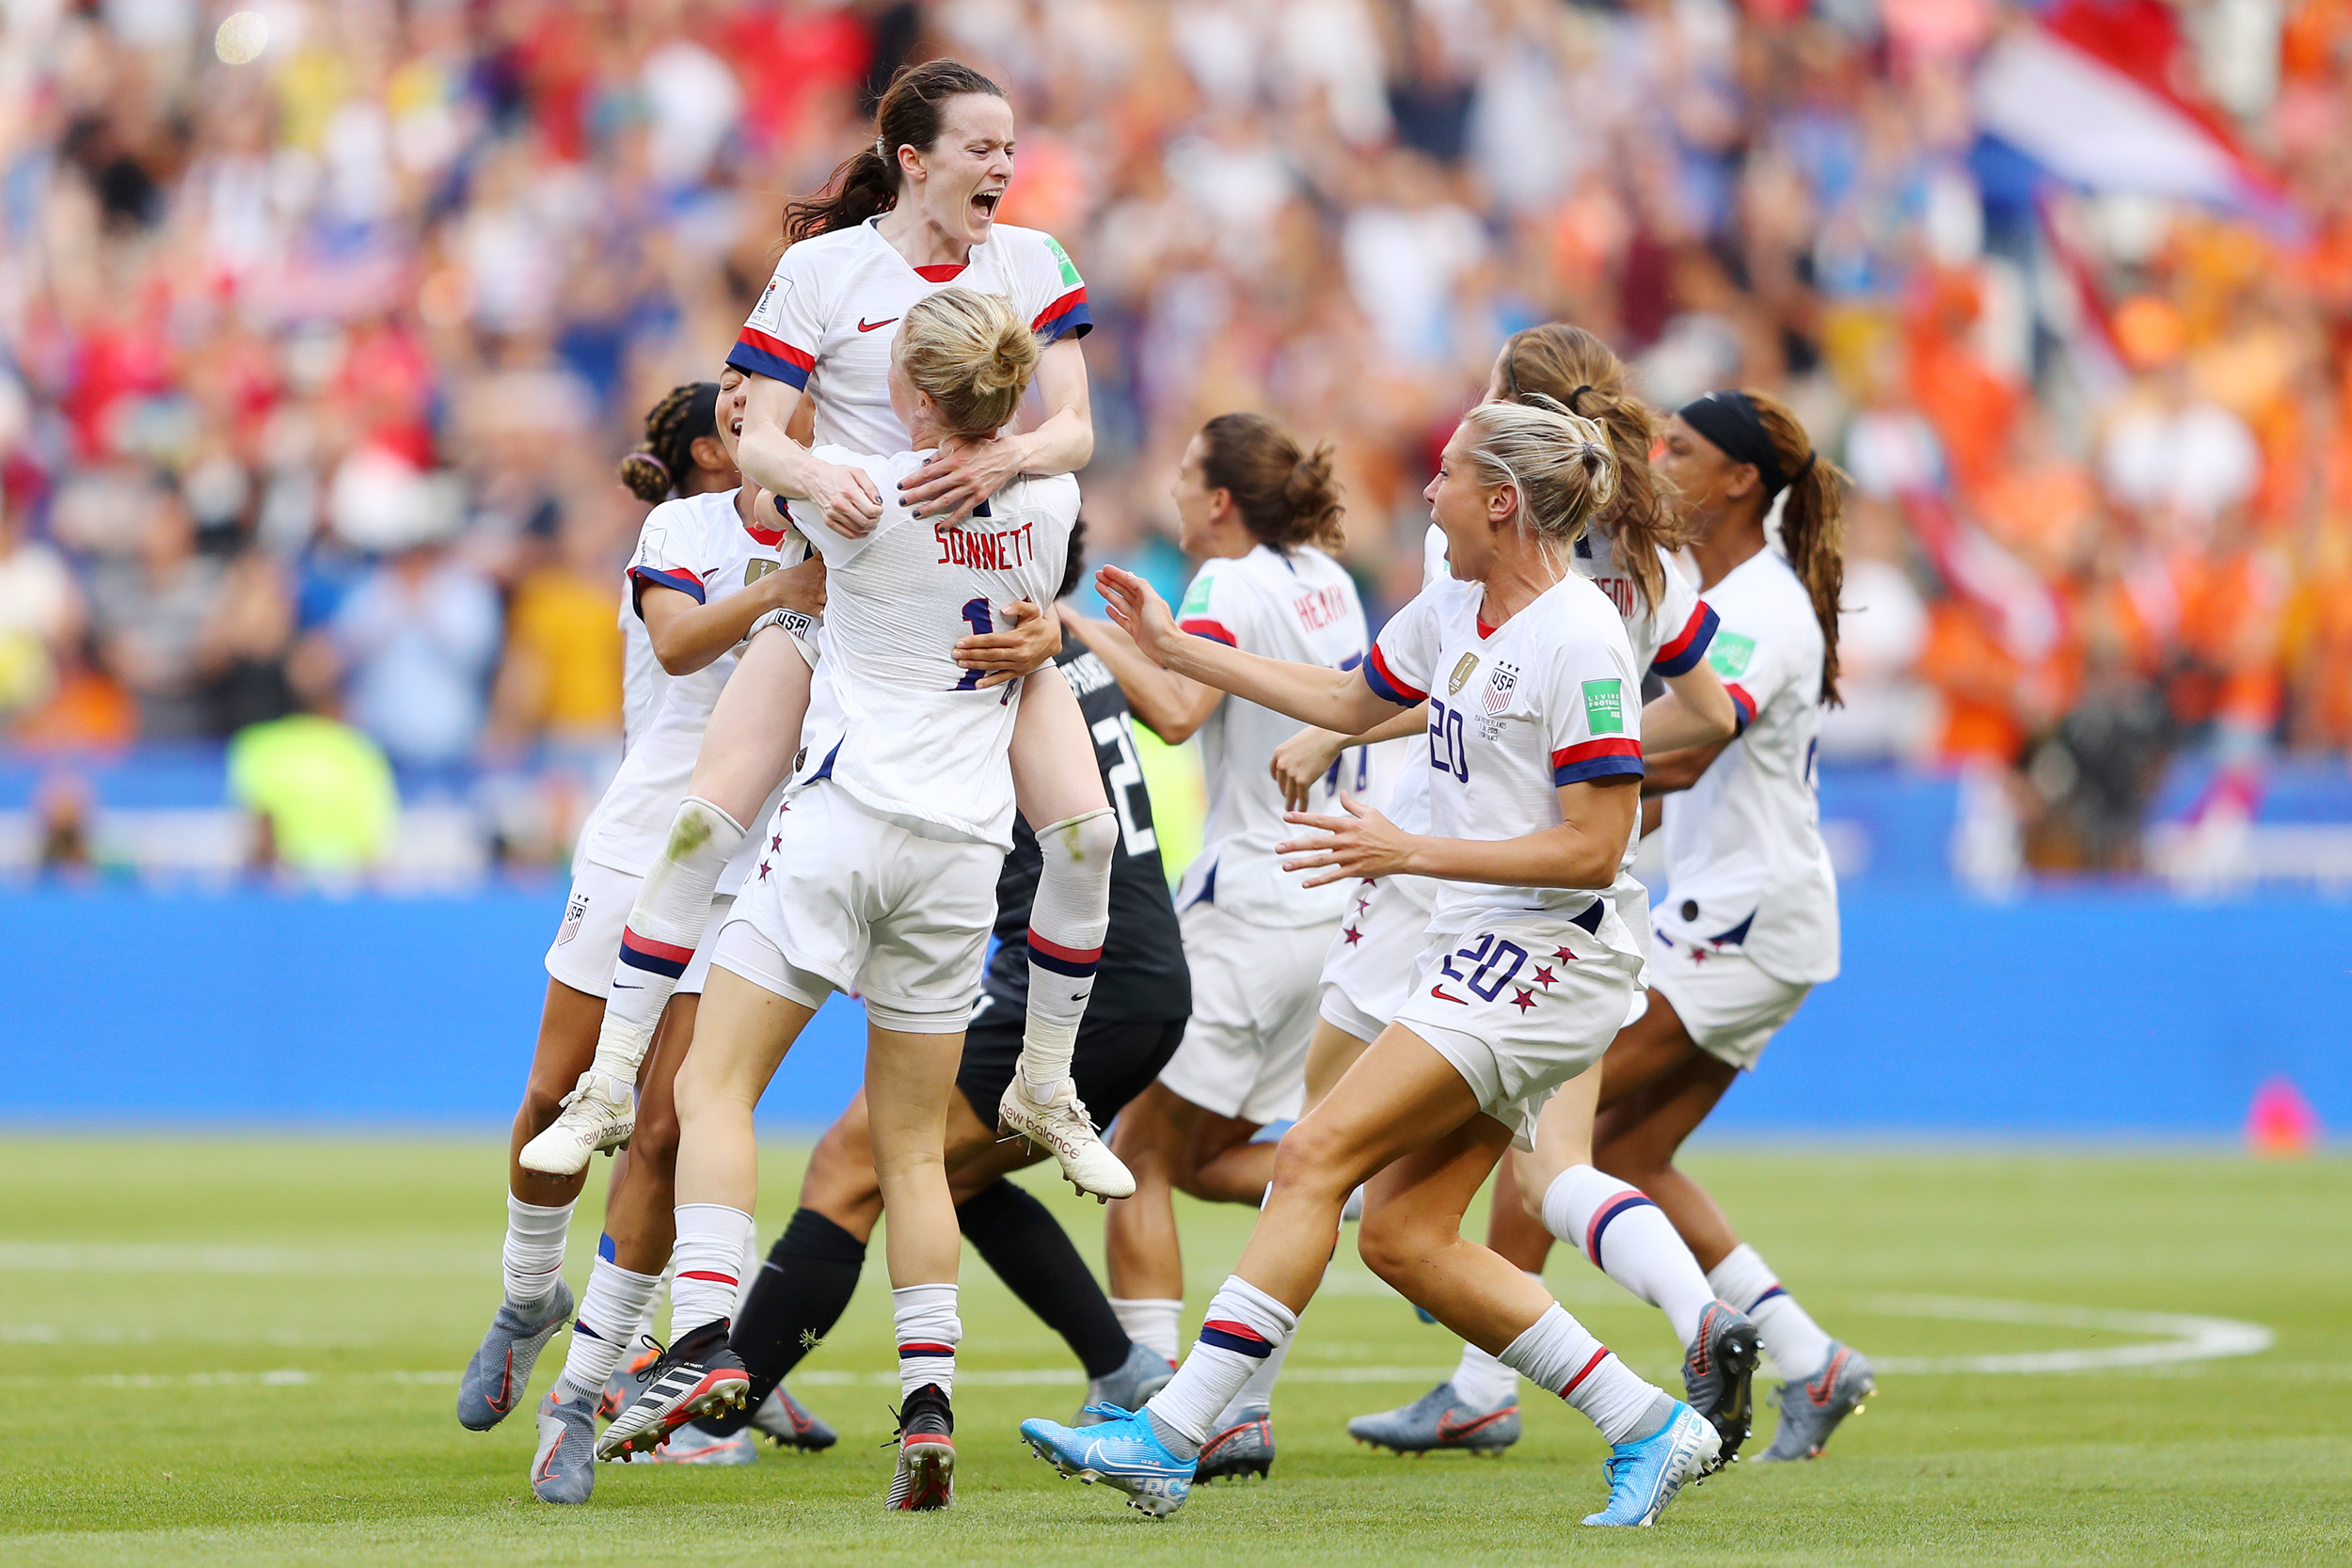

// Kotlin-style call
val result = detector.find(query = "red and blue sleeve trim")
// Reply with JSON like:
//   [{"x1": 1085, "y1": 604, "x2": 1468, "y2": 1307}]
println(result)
[
  {"x1": 1552, "y1": 736, "x2": 1645, "y2": 785},
  {"x1": 1362, "y1": 644, "x2": 1426, "y2": 705},
  {"x1": 1180, "y1": 617, "x2": 1237, "y2": 647},
  {"x1": 1199, "y1": 1319, "x2": 1274, "y2": 1359},
  {"x1": 1032, "y1": 287, "x2": 1091, "y2": 341},
  {"x1": 1725, "y1": 683, "x2": 1756, "y2": 734},
  {"x1": 727, "y1": 326, "x2": 815, "y2": 390},
  {"x1": 743, "y1": 516, "x2": 787, "y2": 547},
  {"x1": 1651, "y1": 602, "x2": 1718, "y2": 677},
  {"x1": 1026, "y1": 929, "x2": 1104, "y2": 978},
  {"x1": 628, "y1": 564, "x2": 707, "y2": 606}
]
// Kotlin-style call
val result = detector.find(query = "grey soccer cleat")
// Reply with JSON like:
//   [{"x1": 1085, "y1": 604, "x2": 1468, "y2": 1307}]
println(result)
[
  {"x1": 597, "y1": 1342, "x2": 660, "y2": 1421},
  {"x1": 458, "y1": 1278, "x2": 575, "y2": 1431},
  {"x1": 1347, "y1": 1380, "x2": 1520, "y2": 1455},
  {"x1": 1194, "y1": 1410, "x2": 1274, "y2": 1483},
  {"x1": 1681, "y1": 1299, "x2": 1762, "y2": 1470},
  {"x1": 1078, "y1": 1341, "x2": 1177, "y2": 1425},
  {"x1": 1756, "y1": 1341, "x2": 1874, "y2": 1462},
  {"x1": 751, "y1": 1383, "x2": 838, "y2": 1451},
  {"x1": 530, "y1": 1388, "x2": 597, "y2": 1504},
  {"x1": 651, "y1": 1422, "x2": 759, "y2": 1465}
]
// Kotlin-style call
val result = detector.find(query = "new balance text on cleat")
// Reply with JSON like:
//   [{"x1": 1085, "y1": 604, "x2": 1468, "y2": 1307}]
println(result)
[
  {"x1": 1757, "y1": 1341, "x2": 1875, "y2": 1462},
  {"x1": 652, "y1": 1423, "x2": 758, "y2": 1465},
  {"x1": 530, "y1": 1389, "x2": 598, "y2": 1504},
  {"x1": 518, "y1": 1071, "x2": 635, "y2": 1176},
  {"x1": 1681, "y1": 1300, "x2": 1762, "y2": 1469},
  {"x1": 1019, "y1": 1404, "x2": 1194, "y2": 1518},
  {"x1": 1194, "y1": 1412, "x2": 1274, "y2": 1482},
  {"x1": 885, "y1": 1383, "x2": 955, "y2": 1511},
  {"x1": 1582, "y1": 1401, "x2": 1720, "y2": 1528},
  {"x1": 457, "y1": 1278, "x2": 573, "y2": 1431},
  {"x1": 1347, "y1": 1380, "x2": 1521, "y2": 1456},
  {"x1": 598, "y1": 1345, "x2": 660, "y2": 1421},
  {"x1": 595, "y1": 1322, "x2": 748, "y2": 1462},
  {"x1": 997, "y1": 1079, "x2": 1136, "y2": 1200},
  {"x1": 1079, "y1": 1341, "x2": 1177, "y2": 1425},
  {"x1": 752, "y1": 1384, "x2": 838, "y2": 1451}
]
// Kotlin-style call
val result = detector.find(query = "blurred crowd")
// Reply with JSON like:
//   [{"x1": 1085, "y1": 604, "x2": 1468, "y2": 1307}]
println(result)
[{"x1": 4, "y1": 0, "x2": 2351, "y2": 875}]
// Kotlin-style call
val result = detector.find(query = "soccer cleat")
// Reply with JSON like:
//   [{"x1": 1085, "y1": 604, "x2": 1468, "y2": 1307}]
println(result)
[
  {"x1": 752, "y1": 1383, "x2": 838, "y2": 1451},
  {"x1": 652, "y1": 1422, "x2": 758, "y2": 1465},
  {"x1": 1680, "y1": 1300, "x2": 1762, "y2": 1469},
  {"x1": 457, "y1": 1277, "x2": 574, "y2": 1431},
  {"x1": 597, "y1": 1344, "x2": 660, "y2": 1421},
  {"x1": 1078, "y1": 1341, "x2": 1177, "y2": 1425},
  {"x1": 1756, "y1": 1341, "x2": 1875, "y2": 1462},
  {"x1": 885, "y1": 1383, "x2": 956, "y2": 1511},
  {"x1": 1194, "y1": 1411, "x2": 1274, "y2": 1482},
  {"x1": 530, "y1": 1388, "x2": 597, "y2": 1504},
  {"x1": 1581, "y1": 1401, "x2": 1720, "y2": 1527},
  {"x1": 518, "y1": 1071, "x2": 635, "y2": 1176},
  {"x1": 998, "y1": 1079, "x2": 1136, "y2": 1200},
  {"x1": 1019, "y1": 1403, "x2": 1194, "y2": 1518},
  {"x1": 1347, "y1": 1380, "x2": 1521, "y2": 1456},
  {"x1": 595, "y1": 1322, "x2": 749, "y2": 1462}
]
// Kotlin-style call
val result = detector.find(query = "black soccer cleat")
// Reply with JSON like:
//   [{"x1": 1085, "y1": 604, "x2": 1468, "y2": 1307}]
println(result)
[
  {"x1": 1681, "y1": 1300, "x2": 1762, "y2": 1470},
  {"x1": 594, "y1": 1321, "x2": 749, "y2": 1462},
  {"x1": 885, "y1": 1383, "x2": 956, "y2": 1510}
]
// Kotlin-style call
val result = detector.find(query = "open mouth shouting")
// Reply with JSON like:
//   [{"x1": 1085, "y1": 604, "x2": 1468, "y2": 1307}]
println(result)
[{"x1": 971, "y1": 187, "x2": 1004, "y2": 226}]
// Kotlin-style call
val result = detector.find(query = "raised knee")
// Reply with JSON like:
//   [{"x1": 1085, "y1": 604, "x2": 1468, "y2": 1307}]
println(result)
[
  {"x1": 1041, "y1": 808, "x2": 1118, "y2": 872},
  {"x1": 630, "y1": 1101, "x2": 680, "y2": 1166},
  {"x1": 1269, "y1": 1119, "x2": 1350, "y2": 1196}
]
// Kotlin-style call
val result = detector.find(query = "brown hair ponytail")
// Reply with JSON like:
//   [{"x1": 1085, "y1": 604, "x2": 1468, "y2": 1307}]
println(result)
[
  {"x1": 1745, "y1": 388, "x2": 1847, "y2": 706},
  {"x1": 1493, "y1": 323, "x2": 1691, "y2": 617},
  {"x1": 1198, "y1": 413, "x2": 1346, "y2": 553},
  {"x1": 783, "y1": 60, "x2": 1007, "y2": 245}
]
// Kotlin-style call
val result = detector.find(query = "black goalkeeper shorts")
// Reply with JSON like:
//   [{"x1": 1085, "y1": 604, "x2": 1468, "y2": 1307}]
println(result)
[{"x1": 956, "y1": 998, "x2": 1187, "y2": 1135}]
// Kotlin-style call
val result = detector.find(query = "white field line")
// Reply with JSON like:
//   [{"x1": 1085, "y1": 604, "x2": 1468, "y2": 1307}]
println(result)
[
  {"x1": 0, "y1": 1243, "x2": 479, "y2": 1275},
  {"x1": 1854, "y1": 1292, "x2": 2274, "y2": 1374}
]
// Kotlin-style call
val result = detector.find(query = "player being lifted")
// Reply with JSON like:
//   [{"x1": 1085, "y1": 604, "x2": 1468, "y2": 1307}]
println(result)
[
  {"x1": 1058, "y1": 412, "x2": 1365, "y2": 1482},
  {"x1": 596, "y1": 290, "x2": 1075, "y2": 1513},
  {"x1": 456, "y1": 381, "x2": 823, "y2": 1446},
  {"x1": 1022, "y1": 398, "x2": 1721, "y2": 1528},
  {"x1": 518, "y1": 59, "x2": 1127, "y2": 1199}
]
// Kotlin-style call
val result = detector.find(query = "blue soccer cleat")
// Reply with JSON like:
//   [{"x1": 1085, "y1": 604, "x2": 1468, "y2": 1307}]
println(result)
[
  {"x1": 1019, "y1": 1403, "x2": 1194, "y2": 1518},
  {"x1": 1581, "y1": 1401, "x2": 1721, "y2": 1527}
]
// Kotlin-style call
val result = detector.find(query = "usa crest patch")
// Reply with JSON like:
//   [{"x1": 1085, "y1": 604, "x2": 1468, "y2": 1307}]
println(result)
[{"x1": 1483, "y1": 661, "x2": 1519, "y2": 715}]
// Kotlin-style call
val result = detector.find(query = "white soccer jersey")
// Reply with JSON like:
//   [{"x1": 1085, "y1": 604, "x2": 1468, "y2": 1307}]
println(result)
[
  {"x1": 617, "y1": 594, "x2": 670, "y2": 754},
  {"x1": 787, "y1": 447, "x2": 1075, "y2": 849},
  {"x1": 1655, "y1": 548, "x2": 1840, "y2": 986},
  {"x1": 579, "y1": 489, "x2": 807, "y2": 893},
  {"x1": 1363, "y1": 572, "x2": 1646, "y2": 938},
  {"x1": 1573, "y1": 529, "x2": 1717, "y2": 678},
  {"x1": 727, "y1": 219, "x2": 1090, "y2": 457},
  {"x1": 1174, "y1": 543, "x2": 1369, "y2": 927}
]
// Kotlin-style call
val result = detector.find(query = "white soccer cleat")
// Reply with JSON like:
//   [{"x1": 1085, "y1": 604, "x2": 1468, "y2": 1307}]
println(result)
[
  {"x1": 998, "y1": 1079, "x2": 1135, "y2": 1200},
  {"x1": 519, "y1": 1071, "x2": 635, "y2": 1176}
]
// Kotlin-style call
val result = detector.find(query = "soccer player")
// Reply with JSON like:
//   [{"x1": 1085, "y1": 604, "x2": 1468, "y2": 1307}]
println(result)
[
  {"x1": 663, "y1": 523, "x2": 1191, "y2": 1458},
  {"x1": 457, "y1": 380, "x2": 822, "y2": 1444},
  {"x1": 1057, "y1": 412, "x2": 1364, "y2": 1482},
  {"x1": 596, "y1": 291, "x2": 1075, "y2": 1513},
  {"x1": 519, "y1": 59, "x2": 1129, "y2": 1200},
  {"x1": 1021, "y1": 399, "x2": 1721, "y2": 1528}
]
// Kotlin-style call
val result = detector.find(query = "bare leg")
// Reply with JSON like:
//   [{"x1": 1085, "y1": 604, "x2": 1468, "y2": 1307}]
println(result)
[
  {"x1": 1356, "y1": 1114, "x2": 1557, "y2": 1354},
  {"x1": 687, "y1": 627, "x2": 812, "y2": 825},
  {"x1": 1105, "y1": 1081, "x2": 1206, "y2": 1301},
  {"x1": 1300, "y1": 1018, "x2": 1372, "y2": 1113},
  {"x1": 671, "y1": 969, "x2": 816, "y2": 1213},
  {"x1": 1177, "y1": 1110, "x2": 1274, "y2": 1206},
  {"x1": 1592, "y1": 1019, "x2": 1741, "y2": 1270},
  {"x1": 510, "y1": 979, "x2": 607, "y2": 1207},
  {"x1": 799, "y1": 1087, "x2": 1025, "y2": 1242},
  {"x1": 1008, "y1": 662, "x2": 1111, "y2": 823},
  {"x1": 862, "y1": 1025, "x2": 969, "y2": 1291}
]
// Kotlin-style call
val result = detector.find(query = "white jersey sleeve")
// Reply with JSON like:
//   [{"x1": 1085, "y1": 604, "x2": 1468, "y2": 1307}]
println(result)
[
  {"x1": 1704, "y1": 584, "x2": 1804, "y2": 736},
  {"x1": 1364, "y1": 586, "x2": 1443, "y2": 707},
  {"x1": 626, "y1": 497, "x2": 728, "y2": 607},
  {"x1": 729, "y1": 242, "x2": 827, "y2": 391},
  {"x1": 1647, "y1": 551, "x2": 1718, "y2": 677},
  {"x1": 1002, "y1": 225, "x2": 1092, "y2": 343}
]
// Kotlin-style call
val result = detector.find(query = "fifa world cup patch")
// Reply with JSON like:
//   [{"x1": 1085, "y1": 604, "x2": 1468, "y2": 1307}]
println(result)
[
  {"x1": 1045, "y1": 235, "x2": 1083, "y2": 289},
  {"x1": 1447, "y1": 652, "x2": 1480, "y2": 695},
  {"x1": 1581, "y1": 678, "x2": 1625, "y2": 735},
  {"x1": 1708, "y1": 632, "x2": 1756, "y2": 679},
  {"x1": 556, "y1": 890, "x2": 590, "y2": 946},
  {"x1": 748, "y1": 276, "x2": 790, "y2": 333}
]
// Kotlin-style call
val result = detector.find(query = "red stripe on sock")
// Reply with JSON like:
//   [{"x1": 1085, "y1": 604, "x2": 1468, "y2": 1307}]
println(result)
[
  {"x1": 1559, "y1": 1347, "x2": 1611, "y2": 1397},
  {"x1": 898, "y1": 1342, "x2": 957, "y2": 1355},
  {"x1": 677, "y1": 1270, "x2": 738, "y2": 1286},
  {"x1": 1201, "y1": 1317, "x2": 1267, "y2": 1345},
  {"x1": 621, "y1": 927, "x2": 696, "y2": 965},
  {"x1": 1026, "y1": 930, "x2": 1104, "y2": 966}
]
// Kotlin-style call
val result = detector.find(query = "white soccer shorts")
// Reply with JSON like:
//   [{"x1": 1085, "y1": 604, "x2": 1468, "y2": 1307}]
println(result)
[
  {"x1": 1156, "y1": 900, "x2": 1334, "y2": 1124},
  {"x1": 1315, "y1": 875, "x2": 1438, "y2": 1045},
  {"x1": 709, "y1": 781, "x2": 1000, "y2": 1033},
  {"x1": 1646, "y1": 928, "x2": 1811, "y2": 1072},
  {"x1": 1391, "y1": 911, "x2": 1645, "y2": 1150},
  {"x1": 545, "y1": 858, "x2": 728, "y2": 999}
]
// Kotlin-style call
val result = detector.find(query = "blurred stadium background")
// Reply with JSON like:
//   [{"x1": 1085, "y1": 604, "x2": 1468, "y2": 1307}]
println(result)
[{"x1": 0, "y1": 0, "x2": 2345, "y2": 1144}]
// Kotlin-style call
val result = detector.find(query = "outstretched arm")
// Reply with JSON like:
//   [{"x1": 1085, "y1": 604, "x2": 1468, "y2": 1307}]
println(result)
[
  {"x1": 1641, "y1": 660, "x2": 1737, "y2": 753},
  {"x1": 1278, "y1": 777, "x2": 1637, "y2": 892}
]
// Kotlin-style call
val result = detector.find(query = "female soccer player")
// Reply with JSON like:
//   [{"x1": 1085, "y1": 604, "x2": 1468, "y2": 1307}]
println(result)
[
  {"x1": 1021, "y1": 398, "x2": 1720, "y2": 1529},
  {"x1": 458, "y1": 380, "x2": 823, "y2": 1438},
  {"x1": 521, "y1": 59, "x2": 1128, "y2": 1199},
  {"x1": 1055, "y1": 412, "x2": 1362, "y2": 1481},
  {"x1": 596, "y1": 290, "x2": 1075, "y2": 1514}
]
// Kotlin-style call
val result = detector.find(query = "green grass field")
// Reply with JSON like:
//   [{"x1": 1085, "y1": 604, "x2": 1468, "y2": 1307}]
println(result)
[{"x1": 4, "y1": 1136, "x2": 2345, "y2": 1566}]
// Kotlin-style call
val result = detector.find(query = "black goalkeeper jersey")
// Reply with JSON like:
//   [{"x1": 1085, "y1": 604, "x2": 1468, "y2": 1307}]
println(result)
[{"x1": 979, "y1": 639, "x2": 1191, "y2": 1024}]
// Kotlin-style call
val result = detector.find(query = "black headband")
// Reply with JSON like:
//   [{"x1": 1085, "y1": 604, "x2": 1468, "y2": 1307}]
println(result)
[{"x1": 1677, "y1": 388, "x2": 1811, "y2": 499}]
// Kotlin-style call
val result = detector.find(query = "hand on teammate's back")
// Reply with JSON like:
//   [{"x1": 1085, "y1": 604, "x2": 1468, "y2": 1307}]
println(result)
[
  {"x1": 952, "y1": 599, "x2": 1060, "y2": 688},
  {"x1": 767, "y1": 555, "x2": 827, "y2": 620},
  {"x1": 809, "y1": 458, "x2": 883, "y2": 536},
  {"x1": 901, "y1": 431, "x2": 1022, "y2": 525}
]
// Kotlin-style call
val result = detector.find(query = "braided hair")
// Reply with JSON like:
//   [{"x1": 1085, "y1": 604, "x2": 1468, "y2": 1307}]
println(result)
[{"x1": 619, "y1": 382, "x2": 721, "y2": 503}]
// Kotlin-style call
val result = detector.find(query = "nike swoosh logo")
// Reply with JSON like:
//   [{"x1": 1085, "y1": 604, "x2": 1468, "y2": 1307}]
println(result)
[
  {"x1": 1436, "y1": 1406, "x2": 1516, "y2": 1440},
  {"x1": 1429, "y1": 986, "x2": 1469, "y2": 1005},
  {"x1": 612, "y1": 983, "x2": 644, "y2": 991},
  {"x1": 857, "y1": 316, "x2": 898, "y2": 333}
]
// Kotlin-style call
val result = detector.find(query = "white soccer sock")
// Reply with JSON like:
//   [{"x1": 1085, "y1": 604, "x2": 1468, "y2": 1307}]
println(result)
[
  {"x1": 1111, "y1": 1297, "x2": 1183, "y2": 1365},
  {"x1": 1451, "y1": 1270, "x2": 1541, "y2": 1407},
  {"x1": 892, "y1": 1282, "x2": 962, "y2": 1398},
  {"x1": 553, "y1": 1251, "x2": 661, "y2": 1402},
  {"x1": 733, "y1": 1227, "x2": 760, "y2": 1320},
  {"x1": 1146, "y1": 1275, "x2": 1297, "y2": 1448},
  {"x1": 501, "y1": 1194, "x2": 575, "y2": 1308},
  {"x1": 1708, "y1": 1243, "x2": 1834, "y2": 1379},
  {"x1": 1542, "y1": 1165, "x2": 1715, "y2": 1349},
  {"x1": 590, "y1": 797, "x2": 745, "y2": 1085},
  {"x1": 669, "y1": 1203, "x2": 755, "y2": 1338},
  {"x1": 1015, "y1": 810, "x2": 1114, "y2": 1096},
  {"x1": 1499, "y1": 1302, "x2": 1664, "y2": 1445},
  {"x1": 1213, "y1": 1334, "x2": 1292, "y2": 1428}
]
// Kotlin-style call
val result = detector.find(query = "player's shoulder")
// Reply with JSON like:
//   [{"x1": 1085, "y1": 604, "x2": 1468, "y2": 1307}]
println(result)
[
  {"x1": 1001, "y1": 469, "x2": 1079, "y2": 520},
  {"x1": 1541, "y1": 572, "x2": 1640, "y2": 656},
  {"x1": 780, "y1": 223, "x2": 873, "y2": 270},
  {"x1": 1723, "y1": 549, "x2": 1821, "y2": 641},
  {"x1": 986, "y1": 222, "x2": 1070, "y2": 268},
  {"x1": 642, "y1": 488, "x2": 734, "y2": 541}
]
